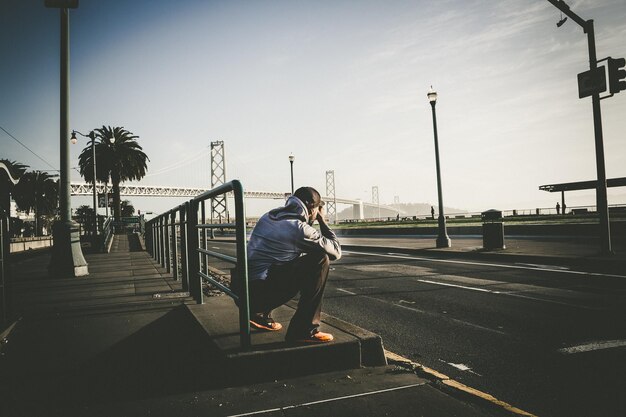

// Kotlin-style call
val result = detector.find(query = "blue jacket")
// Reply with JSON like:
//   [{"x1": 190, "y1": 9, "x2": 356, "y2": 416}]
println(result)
[{"x1": 247, "y1": 196, "x2": 342, "y2": 280}]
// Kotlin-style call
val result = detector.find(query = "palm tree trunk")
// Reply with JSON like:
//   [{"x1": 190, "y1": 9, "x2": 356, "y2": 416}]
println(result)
[{"x1": 112, "y1": 179, "x2": 121, "y2": 222}]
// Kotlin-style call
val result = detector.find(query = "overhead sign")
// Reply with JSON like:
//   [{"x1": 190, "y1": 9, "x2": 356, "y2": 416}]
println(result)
[
  {"x1": 578, "y1": 67, "x2": 606, "y2": 99},
  {"x1": 121, "y1": 217, "x2": 140, "y2": 224}
]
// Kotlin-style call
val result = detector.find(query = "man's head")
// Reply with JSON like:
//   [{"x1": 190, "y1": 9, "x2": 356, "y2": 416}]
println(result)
[{"x1": 294, "y1": 186, "x2": 325, "y2": 224}]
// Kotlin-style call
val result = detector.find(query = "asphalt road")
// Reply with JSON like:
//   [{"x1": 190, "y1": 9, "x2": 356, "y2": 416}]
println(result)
[
  {"x1": 324, "y1": 250, "x2": 626, "y2": 417},
  {"x1": 204, "y1": 241, "x2": 626, "y2": 417}
]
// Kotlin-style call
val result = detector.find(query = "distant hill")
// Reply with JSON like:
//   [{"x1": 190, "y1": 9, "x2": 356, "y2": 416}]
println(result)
[{"x1": 336, "y1": 202, "x2": 467, "y2": 220}]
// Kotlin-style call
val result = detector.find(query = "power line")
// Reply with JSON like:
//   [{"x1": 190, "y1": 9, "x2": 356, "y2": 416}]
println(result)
[
  {"x1": 0, "y1": 125, "x2": 58, "y2": 171},
  {"x1": 143, "y1": 147, "x2": 210, "y2": 178}
]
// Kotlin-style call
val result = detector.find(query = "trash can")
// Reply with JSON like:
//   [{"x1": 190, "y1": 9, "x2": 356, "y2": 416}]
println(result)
[{"x1": 482, "y1": 209, "x2": 505, "y2": 250}]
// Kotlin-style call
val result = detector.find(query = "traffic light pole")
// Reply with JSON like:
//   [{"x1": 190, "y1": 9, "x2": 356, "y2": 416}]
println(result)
[
  {"x1": 546, "y1": 0, "x2": 612, "y2": 254},
  {"x1": 586, "y1": 22, "x2": 612, "y2": 255}
]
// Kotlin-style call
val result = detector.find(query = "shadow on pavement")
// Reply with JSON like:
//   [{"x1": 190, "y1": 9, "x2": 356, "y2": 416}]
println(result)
[{"x1": 0, "y1": 305, "x2": 228, "y2": 416}]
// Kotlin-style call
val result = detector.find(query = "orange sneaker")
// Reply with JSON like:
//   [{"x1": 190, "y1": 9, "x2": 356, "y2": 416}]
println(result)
[
  {"x1": 250, "y1": 315, "x2": 283, "y2": 331},
  {"x1": 289, "y1": 331, "x2": 334, "y2": 343}
]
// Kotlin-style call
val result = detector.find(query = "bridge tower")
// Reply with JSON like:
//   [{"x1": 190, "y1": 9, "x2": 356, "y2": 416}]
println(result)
[
  {"x1": 372, "y1": 186, "x2": 380, "y2": 219},
  {"x1": 325, "y1": 170, "x2": 337, "y2": 223},
  {"x1": 210, "y1": 141, "x2": 228, "y2": 222}
]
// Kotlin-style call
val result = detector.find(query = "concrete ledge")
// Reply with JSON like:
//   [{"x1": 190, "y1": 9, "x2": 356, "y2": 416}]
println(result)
[
  {"x1": 185, "y1": 297, "x2": 386, "y2": 384},
  {"x1": 285, "y1": 299, "x2": 387, "y2": 367}
]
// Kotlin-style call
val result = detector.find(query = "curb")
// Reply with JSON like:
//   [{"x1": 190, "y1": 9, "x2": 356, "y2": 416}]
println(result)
[{"x1": 384, "y1": 350, "x2": 538, "y2": 417}]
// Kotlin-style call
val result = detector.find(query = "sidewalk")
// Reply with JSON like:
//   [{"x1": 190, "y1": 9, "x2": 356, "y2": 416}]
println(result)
[{"x1": 1, "y1": 233, "x2": 534, "y2": 417}]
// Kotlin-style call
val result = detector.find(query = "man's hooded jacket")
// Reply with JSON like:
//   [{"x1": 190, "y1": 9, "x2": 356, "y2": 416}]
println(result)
[{"x1": 247, "y1": 196, "x2": 342, "y2": 280}]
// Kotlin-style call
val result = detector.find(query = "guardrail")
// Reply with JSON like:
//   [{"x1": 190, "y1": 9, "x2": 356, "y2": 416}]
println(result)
[
  {"x1": 101, "y1": 217, "x2": 115, "y2": 252},
  {"x1": 1, "y1": 208, "x2": 8, "y2": 323},
  {"x1": 144, "y1": 180, "x2": 251, "y2": 348}
]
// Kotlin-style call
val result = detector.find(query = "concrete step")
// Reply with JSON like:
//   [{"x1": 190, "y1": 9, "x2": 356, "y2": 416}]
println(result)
[
  {"x1": 60, "y1": 365, "x2": 481, "y2": 417},
  {"x1": 185, "y1": 296, "x2": 386, "y2": 385},
  {"x1": 12, "y1": 291, "x2": 195, "y2": 317}
]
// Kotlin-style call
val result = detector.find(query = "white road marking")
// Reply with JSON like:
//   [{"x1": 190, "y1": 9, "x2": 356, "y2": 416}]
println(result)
[
  {"x1": 224, "y1": 383, "x2": 424, "y2": 417},
  {"x1": 334, "y1": 281, "x2": 510, "y2": 336},
  {"x1": 438, "y1": 359, "x2": 483, "y2": 376},
  {"x1": 448, "y1": 362, "x2": 471, "y2": 371},
  {"x1": 342, "y1": 252, "x2": 604, "y2": 310},
  {"x1": 504, "y1": 292, "x2": 602, "y2": 311},
  {"x1": 557, "y1": 339, "x2": 626, "y2": 354},
  {"x1": 393, "y1": 301, "x2": 509, "y2": 336},
  {"x1": 345, "y1": 250, "x2": 626, "y2": 279},
  {"x1": 515, "y1": 263, "x2": 570, "y2": 271},
  {"x1": 417, "y1": 278, "x2": 504, "y2": 294},
  {"x1": 419, "y1": 275, "x2": 602, "y2": 311}
]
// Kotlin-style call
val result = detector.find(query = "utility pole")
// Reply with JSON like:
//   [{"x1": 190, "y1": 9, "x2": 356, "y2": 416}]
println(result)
[
  {"x1": 46, "y1": 0, "x2": 88, "y2": 276},
  {"x1": 546, "y1": 0, "x2": 612, "y2": 254}
]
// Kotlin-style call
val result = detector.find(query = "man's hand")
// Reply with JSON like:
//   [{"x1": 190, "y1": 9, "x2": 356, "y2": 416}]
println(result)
[{"x1": 316, "y1": 205, "x2": 326, "y2": 224}]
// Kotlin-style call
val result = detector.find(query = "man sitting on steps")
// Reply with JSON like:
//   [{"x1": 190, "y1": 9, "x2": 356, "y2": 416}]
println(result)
[{"x1": 245, "y1": 186, "x2": 342, "y2": 343}]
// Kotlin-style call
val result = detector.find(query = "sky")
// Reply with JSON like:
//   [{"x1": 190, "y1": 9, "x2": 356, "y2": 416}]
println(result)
[{"x1": 2, "y1": 0, "x2": 626, "y2": 217}]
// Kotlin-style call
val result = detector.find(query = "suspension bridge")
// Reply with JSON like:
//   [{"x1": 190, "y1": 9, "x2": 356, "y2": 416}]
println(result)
[
  {"x1": 69, "y1": 182, "x2": 400, "y2": 219},
  {"x1": 70, "y1": 142, "x2": 402, "y2": 220}
]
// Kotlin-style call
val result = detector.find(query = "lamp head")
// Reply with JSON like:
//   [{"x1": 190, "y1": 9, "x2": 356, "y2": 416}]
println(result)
[
  {"x1": 289, "y1": 154, "x2": 295, "y2": 163},
  {"x1": 427, "y1": 86, "x2": 437, "y2": 103},
  {"x1": 70, "y1": 131, "x2": 78, "y2": 144}
]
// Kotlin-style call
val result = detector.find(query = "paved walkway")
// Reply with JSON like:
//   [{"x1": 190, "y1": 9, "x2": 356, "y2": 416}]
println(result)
[{"x1": 1, "y1": 233, "x2": 541, "y2": 417}]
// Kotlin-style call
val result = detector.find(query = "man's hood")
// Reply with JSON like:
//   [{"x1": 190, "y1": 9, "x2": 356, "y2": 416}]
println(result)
[{"x1": 268, "y1": 196, "x2": 309, "y2": 222}]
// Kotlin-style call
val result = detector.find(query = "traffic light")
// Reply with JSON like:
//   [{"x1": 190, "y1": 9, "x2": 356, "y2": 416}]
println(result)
[{"x1": 608, "y1": 57, "x2": 626, "y2": 94}]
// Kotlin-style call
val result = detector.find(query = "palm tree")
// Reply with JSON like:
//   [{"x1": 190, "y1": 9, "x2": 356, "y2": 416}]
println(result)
[
  {"x1": 12, "y1": 171, "x2": 59, "y2": 236},
  {"x1": 0, "y1": 159, "x2": 28, "y2": 176},
  {"x1": 121, "y1": 200, "x2": 135, "y2": 217},
  {"x1": 78, "y1": 126, "x2": 149, "y2": 221},
  {"x1": 74, "y1": 205, "x2": 95, "y2": 235}
]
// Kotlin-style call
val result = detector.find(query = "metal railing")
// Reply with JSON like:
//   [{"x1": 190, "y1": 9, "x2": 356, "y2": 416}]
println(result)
[
  {"x1": 144, "y1": 180, "x2": 251, "y2": 348},
  {"x1": 1, "y1": 208, "x2": 8, "y2": 323},
  {"x1": 101, "y1": 217, "x2": 115, "y2": 252}
]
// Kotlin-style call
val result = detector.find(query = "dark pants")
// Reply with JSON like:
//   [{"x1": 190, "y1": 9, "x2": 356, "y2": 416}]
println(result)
[{"x1": 248, "y1": 252, "x2": 330, "y2": 339}]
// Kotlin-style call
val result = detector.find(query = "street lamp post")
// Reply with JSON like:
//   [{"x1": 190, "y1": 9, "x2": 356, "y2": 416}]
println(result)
[
  {"x1": 289, "y1": 154, "x2": 295, "y2": 194},
  {"x1": 46, "y1": 0, "x2": 88, "y2": 277},
  {"x1": 428, "y1": 86, "x2": 451, "y2": 248},
  {"x1": 71, "y1": 130, "x2": 98, "y2": 242}
]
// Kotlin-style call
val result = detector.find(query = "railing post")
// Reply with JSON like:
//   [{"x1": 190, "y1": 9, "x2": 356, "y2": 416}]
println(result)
[
  {"x1": 179, "y1": 204, "x2": 189, "y2": 292},
  {"x1": 1, "y1": 211, "x2": 8, "y2": 323},
  {"x1": 154, "y1": 219, "x2": 160, "y2": 264},
  {"x1": 164, "y1": 212, "x2": 171, "y2": 273},
  {"x1": 186, "y1": 200, "x2": 202, "y2": 304},
  {"x1": 155, "y1": 218, "x2": 160, "y2": 263},
  {"x1": 145, "y1": 220, "x2": 152, "y2": 256},
  {"x1": 170, "y1": 210, "x2": 178, "y2": 281},
  {"x1": 156, "y1": 217, "x2": 162, "y2": 265},
  {"x1": 159, "y1": 216, "x2": 166, "y2": 268},
  {"x1": 151, "y1": 221, "x2": 156, "y2": 259},
  {"x1": 233, "y1": 180, "x2": 251, "y2": 348},
  {"x1": 201, "y1": 200, "x2": 208, "y2": 276}
]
